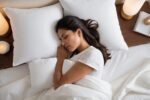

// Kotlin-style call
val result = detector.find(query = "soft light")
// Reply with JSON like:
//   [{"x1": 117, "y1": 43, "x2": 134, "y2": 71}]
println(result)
[
  {"x1": 0, "y1": 41, "x2": 10, "y2": 54},
  {"x1": 0, "y1": 12, "x2": 9, "y2": 36},
  {"x1": 122, "y1": 0, "x2": 146, "y2": 20},
  {"x1": 143, "y1": 16, "x2": 150, "y2": 25}
]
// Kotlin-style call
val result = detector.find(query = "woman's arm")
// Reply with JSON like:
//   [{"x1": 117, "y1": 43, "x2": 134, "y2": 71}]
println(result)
[
  {"x1": 53, "y1": 59, "x2": 64, "y2": 85},
  {"x1": 55, "y1": 58, "x2": 64, "y2": 73},
  {"x1": 54, "y1": 62, "x2": 94, "y2": 89},
  {"x1": 53, "y1": 45, "x2": 70, "y2": 85}
]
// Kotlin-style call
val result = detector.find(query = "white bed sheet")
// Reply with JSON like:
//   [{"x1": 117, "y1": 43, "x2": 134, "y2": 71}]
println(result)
[
  {"x1": 102, "y1": 43, "x2": 150, "y2": 82},
  {"x1": 0, "y1": 64, "x2": 29, "y2": 87}
]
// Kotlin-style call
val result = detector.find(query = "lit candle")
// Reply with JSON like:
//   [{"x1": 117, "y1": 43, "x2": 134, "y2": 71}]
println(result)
[
  {"x1": 122, "y1": 0, "x2": 146, "y2": 20},
  {"x1": 143, "y1": 16, "x2": 150, "y2": 25},
  {"x1": 0, "y1": 12, "x2": 9, "y2": 36},
  {"x1": 0, "y1": 41, "x2": 10, "y2": 54}
]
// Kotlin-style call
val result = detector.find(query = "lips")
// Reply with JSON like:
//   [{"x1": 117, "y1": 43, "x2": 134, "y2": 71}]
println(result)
[
  {"x1": 66, "y1": 46, "x2": 70, "y2": 50},
  {"x1": 65, "y1": 45, "x2": 70, "y2": 51}
]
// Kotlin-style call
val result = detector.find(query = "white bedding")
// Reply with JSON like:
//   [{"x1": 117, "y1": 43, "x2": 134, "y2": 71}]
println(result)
[
  {"x1": 0, "y1": 74, "x2": 112, "y2": 100},
  {"x1": 28, "y1": 77, "x2": 112, "y2": 100},
  {"x1": 112, "y1": 59, "x2": 150, "y2": 100},
  {"x1": 0, "y1": 64, "x2": 29, "y2": 87},
  {"x1": 0, "y1": 43, "x2": 150, "y2": 100},
  {"x1": 102, "y1": 43, "x2": 150, "y2": 82}
]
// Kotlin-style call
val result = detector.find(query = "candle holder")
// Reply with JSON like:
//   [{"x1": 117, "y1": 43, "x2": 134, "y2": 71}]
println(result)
[
  {"x1": 122, "y1": 0, "x2": 146, "y2": 20},
  {"x1": 0, "y1": 12, "x2": 9, "y2": 37},
  {"x1": 121, "y1": 9, "x2": 133, "y2": 20},
  {"x1": 0, "y1": 41, "x2": 10, "y2": 54},
  {"x1": 143, "y1": 16, "x2": 150, "y2": 25}
]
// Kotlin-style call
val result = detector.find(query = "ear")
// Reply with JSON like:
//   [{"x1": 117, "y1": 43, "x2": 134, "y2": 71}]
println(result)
[{"x1": 76, "y1": 28, "x2": 82, "y2": 37}]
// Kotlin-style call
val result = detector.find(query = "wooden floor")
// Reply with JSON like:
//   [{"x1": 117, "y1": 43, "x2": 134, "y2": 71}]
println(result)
[{"x1": 0, "y1": 2, "x2": 150, "y2": 70}]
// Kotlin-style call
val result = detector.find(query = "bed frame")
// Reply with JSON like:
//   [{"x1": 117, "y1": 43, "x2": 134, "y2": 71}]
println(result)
[{"x1": 0, "y1": 2, "x2": 149, "y2": 69}]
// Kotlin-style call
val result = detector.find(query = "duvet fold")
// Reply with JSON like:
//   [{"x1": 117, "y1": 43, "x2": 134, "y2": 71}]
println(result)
[
  {"x1": 0, "y1": 75, "x2": 112, "y2": 100},
  {"x1": 36, "y1": 76, "x2": 112, "y2": 100},
  {"x1": 113, "y1": 59, "x2": 150, "y2": 100}
]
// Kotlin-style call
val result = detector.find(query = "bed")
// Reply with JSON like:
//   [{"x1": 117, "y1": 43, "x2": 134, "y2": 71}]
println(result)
[
  {"x1": 0, "y1": 43, "x2": 150, "y2": 100},
  {"x1": 0, "y1": 1, "x2": 150, "y2": 69},
  {"x1": 0, "y1": 0, "x2": 150, "y2": 100}
]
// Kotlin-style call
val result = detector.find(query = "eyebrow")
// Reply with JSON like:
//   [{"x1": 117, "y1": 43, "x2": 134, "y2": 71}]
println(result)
[
  {"x1": 62, "y1": 33, "x2": 65, "y2": 38},
  {"x1": 62, "y1": 32, "x2": 67, "y2": 38},
  {"x1": 59, "y1": 33, "x2": 65, "y2": 40}
]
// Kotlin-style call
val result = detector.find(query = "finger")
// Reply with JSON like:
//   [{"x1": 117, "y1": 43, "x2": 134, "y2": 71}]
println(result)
[{"x1": 54, "y1": 77, "x2": 59, "y2": 83}]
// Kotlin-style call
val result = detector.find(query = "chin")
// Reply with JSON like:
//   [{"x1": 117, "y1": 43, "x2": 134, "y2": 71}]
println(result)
[
  {"x1": 68, "y1": 47, "x2": 76, "y2": 52},
  {"x1": 68, "y1": 49, "x2": 74, "y2": 52}
]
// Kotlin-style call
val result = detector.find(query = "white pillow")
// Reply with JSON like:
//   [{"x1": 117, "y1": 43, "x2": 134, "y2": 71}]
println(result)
[
  {"x1": 28, "y1": 58, "x2": 74, "y2": 92},
  {"x1": 59, "y1": 0, "x2": 128, "y2": 50},
  {"x1": 28, "y1": 58, "x2": 57, "y2": 92},
  {"x1": 0, "y1": 0, "x2": 58, "y2": 8},
  {"x1": 4, "y1": 3, "x2": 63, "y2": 66}
]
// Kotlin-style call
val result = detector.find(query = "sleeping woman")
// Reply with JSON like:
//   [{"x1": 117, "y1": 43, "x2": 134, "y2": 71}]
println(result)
[
  {"x1": 0, "y1": 15, "x2": 112, "y2": 100},
  {"x1": 53, "y1": 16, "x2": 111, "y2": 91}
]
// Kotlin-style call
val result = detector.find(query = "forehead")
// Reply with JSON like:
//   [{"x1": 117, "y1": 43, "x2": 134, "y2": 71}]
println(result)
[{"x1": 57, "y1": 29, "x2": 70, "y2": 37}]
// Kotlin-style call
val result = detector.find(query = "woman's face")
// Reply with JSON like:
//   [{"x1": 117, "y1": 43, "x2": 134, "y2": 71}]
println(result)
[{"x1": 57, "y1": 28, "x2": 81, "y2": 52}]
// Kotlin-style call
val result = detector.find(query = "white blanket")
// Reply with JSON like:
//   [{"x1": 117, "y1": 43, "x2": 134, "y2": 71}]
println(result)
[
  {"x1": 34, "y1": 76, "x2": 112, "y2": 100},
  {"x1": 0, "y1": 75, "x2": 112, "y2": 100},
  {"x1": 0, "y1": 43, "x2": 150, "y2": 100},
  {"x1": 112, "y1": 59, "x2": 150, "y2": 100}
]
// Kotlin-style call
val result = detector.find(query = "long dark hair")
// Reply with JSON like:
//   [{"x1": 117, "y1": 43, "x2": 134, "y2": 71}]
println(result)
[{"x1": 55, "y1": 16, "x2": 110, "y2": 64}]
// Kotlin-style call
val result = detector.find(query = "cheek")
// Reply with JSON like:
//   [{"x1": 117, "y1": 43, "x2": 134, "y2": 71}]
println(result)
[
  {"x1": 70, "y1": 35, "x2": 80, "y2": 46},
  {"x1": 66, "y1": 35, "x2": 80, "y2": 52}
]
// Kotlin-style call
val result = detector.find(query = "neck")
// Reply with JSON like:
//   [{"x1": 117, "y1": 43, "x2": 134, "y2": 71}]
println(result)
[{"x1": 77, "y1": 40, "x2": 90, "y2": 53}]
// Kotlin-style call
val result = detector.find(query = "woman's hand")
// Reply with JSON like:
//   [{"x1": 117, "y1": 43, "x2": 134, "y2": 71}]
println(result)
[
  {"x1": 53, "y1": 70, "x2": 62, "y2": 87},
  {"x1": 57, "y1": 45, "x2": 70, "y2": 61},
  {"x1": 53, "y1": 45, "x2": 71, "y2": 89},
  {"x1": 53, "y1": 45, "x2": 69, "y2": 84},
  {"x1": 53, "y1": 76, "x2": 64, "y2": 90}
]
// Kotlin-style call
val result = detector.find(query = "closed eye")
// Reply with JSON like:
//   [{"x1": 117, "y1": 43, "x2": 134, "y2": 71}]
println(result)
[{"x1": 64, "y1": 35, "x2": 68, "y2": 39}]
